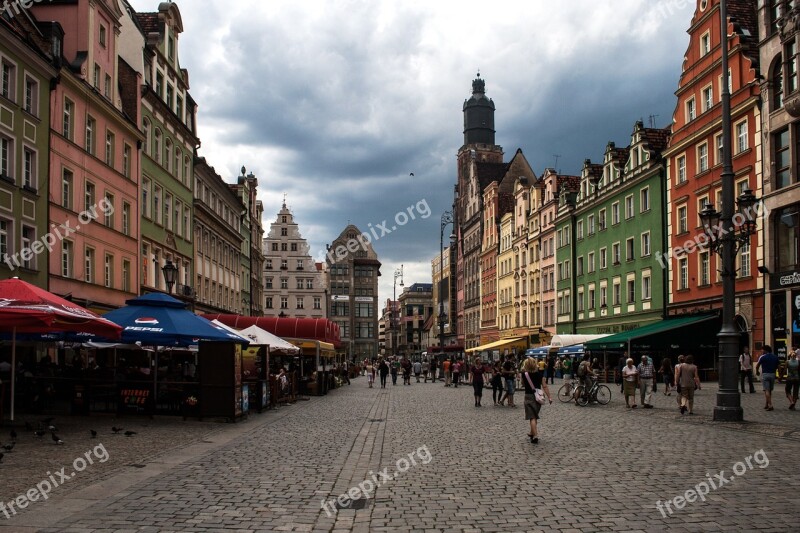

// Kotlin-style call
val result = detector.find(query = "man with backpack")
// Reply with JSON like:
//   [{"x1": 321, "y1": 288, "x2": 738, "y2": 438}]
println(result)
[{"x1": 576, "y1": 355, "x2": 596, "y2": 403}]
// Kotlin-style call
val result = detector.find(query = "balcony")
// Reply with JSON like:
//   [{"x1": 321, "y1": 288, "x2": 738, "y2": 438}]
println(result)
[{"x1": 176, "y1": 283, "x2": 196, "y2": 299}]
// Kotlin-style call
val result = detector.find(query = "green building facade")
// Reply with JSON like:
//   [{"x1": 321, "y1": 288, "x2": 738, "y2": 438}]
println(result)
[
  {"x1": 0, "y1": 14, "x2": 57, "y2": 288},
  {"x1": 556, "y1": 122, "x2": 670, "y2": 335}
]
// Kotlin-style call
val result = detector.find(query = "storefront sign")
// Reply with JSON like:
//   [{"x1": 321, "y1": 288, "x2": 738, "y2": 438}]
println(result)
[
  {"x1": 771, "y1": 271, "x2": 800, "y2": 290},
  {"x1": 120, "y1": 388, "x2": 149, "y2": 406},
  {"x1": 596, "y1": 323, "x2": 640, "y2": 334},
  {"x1": 331, "y1": 295, "x2": 349, "y2": 301},
  {"x1": 355, "y1": 296, "x2": 374, "y2": 302}
]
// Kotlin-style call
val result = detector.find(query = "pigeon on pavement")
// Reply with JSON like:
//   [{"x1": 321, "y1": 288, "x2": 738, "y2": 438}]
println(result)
[
  {"x1": 51, "y1": 433, "x2": 64, "y2": 445},
  {"x1": 124, "y1": 431, "x2": 137, "y2": 437},
  {"x1": 112, "y1": 426, "x2": 123, "y2": 434},
  {"x1": 90, "y1": 430, "x2": 97, "y2": 438}
]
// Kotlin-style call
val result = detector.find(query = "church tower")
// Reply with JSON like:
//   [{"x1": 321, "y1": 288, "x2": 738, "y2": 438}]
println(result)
[{"x1": 463, "y1": 74, "x2": 495, "y2": 145}]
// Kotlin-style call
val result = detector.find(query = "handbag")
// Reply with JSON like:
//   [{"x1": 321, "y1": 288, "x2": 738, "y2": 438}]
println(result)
[{"x1": 524, "y1": 372, "x2": 546, "y2": 405}]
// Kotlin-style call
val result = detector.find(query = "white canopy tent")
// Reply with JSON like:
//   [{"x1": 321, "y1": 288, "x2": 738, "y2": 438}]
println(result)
[
  {"x1": 549, "y1": 334, "x2": 609, "y2": 348},
  {"x1": 237, "y1": 325, "x2": 299, "y2": 354}
]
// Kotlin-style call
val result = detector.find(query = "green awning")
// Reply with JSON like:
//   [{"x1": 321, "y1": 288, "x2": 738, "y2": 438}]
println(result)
[{"x1": 584, "y1": 314, "x2": 718, "y2": 351}]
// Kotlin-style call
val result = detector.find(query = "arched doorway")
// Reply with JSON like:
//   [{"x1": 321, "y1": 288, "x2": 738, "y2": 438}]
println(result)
[{"x1": 735, "y1": 315, "x2": 750, "y2": 355}]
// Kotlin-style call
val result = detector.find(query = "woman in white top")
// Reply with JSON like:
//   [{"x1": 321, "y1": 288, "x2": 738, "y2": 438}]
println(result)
[
  {"x1": 622, "y1": 358, "x2": 640, "y2": 408},
  {"x1": 366, "y1": 361, "x2": 375, "y2": 388}
]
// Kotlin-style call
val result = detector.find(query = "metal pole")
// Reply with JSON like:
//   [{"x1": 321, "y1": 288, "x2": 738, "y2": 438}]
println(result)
[
  {"x1": 714, "y1": 0, "x2": 743, "y2": 421},
  {"x1": 571, "y1": 211, "x2": 578, "y2": 334}
]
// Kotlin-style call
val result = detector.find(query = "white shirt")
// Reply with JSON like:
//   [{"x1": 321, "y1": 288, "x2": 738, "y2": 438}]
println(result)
[{"x1": 739, "y1": 353, "x2": 752, "y2": 371}]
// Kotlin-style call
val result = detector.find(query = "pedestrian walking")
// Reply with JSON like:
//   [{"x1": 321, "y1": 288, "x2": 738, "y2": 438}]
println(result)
[
  {"x1": 755, "y1": 345, "x2": 779, "y2": 411},
  {"x1": 379, "y1": 359, "x2": 389, "y2": 389},
  {"x1": 491, "y1": 361, "x2": 503, "y2": 405},
  {"x1": 429, "y1": 358, "x2": 437, "y2": 383},
  {"x1": 452, "y1": 360, "x2": 461, "y2": 388},
  {"x1": 390, "y1": 358, "x2": 399, "y2": 386},
  {"x1": 471, "y1": 359, "x2": 485, "y2": 407},
  {"x1": 546, "y1": 355, "x2": 556, "y2": 385},
  {"x1": 366, "y1": 360, "x2": 375, "y2": 388},
  {"x1": 785, "y1": 350, "x2": 799, "y2": 410},
  {"x1": 500, "y1": 354, "x2": 517, "y2": 407},
  {"x1": 676, "y1": 354, "x2": 701, "y2": 415},
  {"x1": 443, "y1": 359, "x2": 452, "y2": 386},
  {"x1": 637, "y1": 355, "x2": 656, "y2": 408},
  {"x1": 413, "y1": 360, "x2": 422, "y2": 382},
  {"x1": 674, "y1": 355, "x2": 685, "y2": 406},
  {"x1": 521, "y1": 357, "x2": 552, "y2": 444},
  {"x1": 562, "y1": 356, "x2": 572, "y2": 380},
  {"x1": 659, "y1": 357, "x2": 673, "y2": 396},
  {"x1": 739, "y1": 346, "x2": 756, "y2": 393},
  {"x1": 341, "y1": 362, "x2": 350, "y2": 385},
  {"x1": 555, "y1": 357, "x2": 563, "y2": 380},
  {"x1": 402, "y1": 357, "x2": 412, "y2": 385},
  {"x1": 622, "y1": 358, "x2": 639, "y2": 408}
]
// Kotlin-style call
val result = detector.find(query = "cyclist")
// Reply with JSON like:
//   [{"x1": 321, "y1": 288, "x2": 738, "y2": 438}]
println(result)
[{"x1": 575, "y1": 354, "x2": 596, "y2": 403}]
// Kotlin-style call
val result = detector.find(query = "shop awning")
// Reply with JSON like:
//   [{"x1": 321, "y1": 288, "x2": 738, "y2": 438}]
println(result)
[
  {"x1": 288, "y1": 339, "x2": 336, "y2": 358},
  {"x1": 525, "y1": 346, "x2": 551, "y2": 358},
  {"x1": 557, "y1": 345, "x2": 585, "y2": 356},
  {"x1": 466, "y1": 337, "x2": 525, "y2": 353},
  {"x1": 584, "y1": 314, "x2": 718, "y2": 351}
]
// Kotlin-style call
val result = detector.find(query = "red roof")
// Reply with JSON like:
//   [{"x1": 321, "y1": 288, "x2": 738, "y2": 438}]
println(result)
[{"x1": 203, "y1": 315, "x2": 341, "y2": 347}]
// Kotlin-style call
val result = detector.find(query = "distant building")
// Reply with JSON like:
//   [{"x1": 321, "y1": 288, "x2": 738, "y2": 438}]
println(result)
[
  {"x1": 262, "y1": 199, "x2": 326, "y2": 319},
  {"x1": 193, "y1": 157, "x2": 244, "y2": 314},
  {"x1": 398, "y1": 283, "x2": 433, "y2": 358},
  {"x1": 326, "y1": 225, "x2": 381, "y2": 361},
  {"x1": 230, "y1": 167, "x2": 264, "y2": 316}
]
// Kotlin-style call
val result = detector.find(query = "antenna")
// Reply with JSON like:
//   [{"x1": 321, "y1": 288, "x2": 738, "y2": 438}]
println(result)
[
  {"x1": 553, "y1": 154, "x2": 561, "y2": 172},
  {"x1": 648, "y1": 114, "x2": 659, "y2": 128}
]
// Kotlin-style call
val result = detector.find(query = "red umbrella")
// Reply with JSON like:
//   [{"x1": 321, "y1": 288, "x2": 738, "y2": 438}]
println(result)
[{"x1": 0, "y1": 278, "x2": 122, "y2": 421}]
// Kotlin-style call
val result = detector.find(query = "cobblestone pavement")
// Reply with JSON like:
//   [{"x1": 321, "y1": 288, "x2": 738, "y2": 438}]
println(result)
[{"x1": 2, "y1": 377, "x2": 798, "y2": 532}]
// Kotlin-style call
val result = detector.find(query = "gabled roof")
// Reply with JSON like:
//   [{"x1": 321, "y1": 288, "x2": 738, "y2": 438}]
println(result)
[
  {"x1": 135, "y1": 12, "x2": 160, "y2": 35},
  {"x1": 582, "y1": 161, "x2": 603, "y2": 182},
  {"x1": 639, "y1": 127, "x2": 670, "y2": 154},
  {"x1": 557, "y1": 175, "x2": 581, "y2": 192},
  {"x1": 606, "y1": 144, "x2": 630, "y2": 169}
]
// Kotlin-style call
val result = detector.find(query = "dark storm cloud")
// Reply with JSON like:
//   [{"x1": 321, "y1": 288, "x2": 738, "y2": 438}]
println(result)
[{"x1": 127, "y1": 0, "x2": 695, "y2": 301}]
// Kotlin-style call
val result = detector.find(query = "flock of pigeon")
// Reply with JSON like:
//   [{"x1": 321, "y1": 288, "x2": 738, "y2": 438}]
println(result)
[{"x1": 0, "y1": 418, "x2": 136, "y2": 464}]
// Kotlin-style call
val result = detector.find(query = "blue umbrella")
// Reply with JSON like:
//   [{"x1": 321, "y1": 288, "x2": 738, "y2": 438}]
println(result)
[{"x1": 102, "y1": 293, "x2": 248, "y2": 347}]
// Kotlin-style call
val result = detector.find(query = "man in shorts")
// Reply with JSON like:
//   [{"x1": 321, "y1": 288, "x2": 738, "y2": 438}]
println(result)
[
  {"x1": 500, "y1": 354, "x2": 517, "y2": 407},
  {"x1": 756, "y1": 345, "x2": 780, "y2": 411}
]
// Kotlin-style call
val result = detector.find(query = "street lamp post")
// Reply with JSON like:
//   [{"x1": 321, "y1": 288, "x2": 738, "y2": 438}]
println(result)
[
  {"x1": 162, "y1": 260, "x2": 178, "y2": 295},
  {"x1": 439, "y1": 210, "x2": 455, "y2": 355},
  {"x1": 393, "y1": 265, "x2": 404, "y2": 356},
  {"x1": 700, "y1": 0, "x2": 759, "y2": 422}
]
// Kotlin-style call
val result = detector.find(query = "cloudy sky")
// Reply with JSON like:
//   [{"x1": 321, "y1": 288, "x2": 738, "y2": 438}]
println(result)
[{"x1": 128, "y1": 0, "x2": 696, "y2": 304}]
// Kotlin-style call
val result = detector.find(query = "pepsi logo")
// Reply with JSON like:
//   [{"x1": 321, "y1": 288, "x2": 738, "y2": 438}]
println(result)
[{"x1": 135, "y1": 317, "x2": 159, "y2": 325}]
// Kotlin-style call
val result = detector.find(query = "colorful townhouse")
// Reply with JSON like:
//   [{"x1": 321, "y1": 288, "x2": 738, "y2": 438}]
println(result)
[
  {"x1": 0, "y1": 11, "x2": 57, "y2": 288},
  {"x1": 33, "y1": 0, "x2": 143, "y2": 311},
  {"x1": 555, "y1": 122, "x2": 670, "y2": 336},
  {"x1": 662, "y1": 0, "x2": 763, "y2": 354}
]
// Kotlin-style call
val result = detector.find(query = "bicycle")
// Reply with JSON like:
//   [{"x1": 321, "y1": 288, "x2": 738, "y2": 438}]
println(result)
[
  {"x1": 574, "y1": 379, "x2": 611, "y2": 406},
  {"x1": 557, "y1": 378, "x2": 580, "y2": 403}
]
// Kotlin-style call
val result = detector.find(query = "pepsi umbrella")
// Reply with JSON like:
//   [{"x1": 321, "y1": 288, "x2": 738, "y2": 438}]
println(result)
[
  {"x1": 0, "y1": 277, "x2": 123, "y2": 422},
  {"x1": 102, "y1": 293, "x2": 249, "y2": 347}
]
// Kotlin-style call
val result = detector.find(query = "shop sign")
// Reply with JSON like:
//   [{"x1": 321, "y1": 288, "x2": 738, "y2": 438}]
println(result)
[
  {"x1": 771, "y1": 271, "x2": 800, "y2": 290},
  {"x1": 355, "y1": 296, "x2": 374, "y2": 302},
  {"x1": 120, "y1": 388, "x2": 149, "y2": 406},
  {"x1": 331, "y1": 295, "x2": 350, "y2": 301}
]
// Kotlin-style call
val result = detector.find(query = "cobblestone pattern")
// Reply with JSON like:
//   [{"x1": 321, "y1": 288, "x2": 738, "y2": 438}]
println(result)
[{"x1": 10, "y1": 378, "x2": 800, "y2": 532}]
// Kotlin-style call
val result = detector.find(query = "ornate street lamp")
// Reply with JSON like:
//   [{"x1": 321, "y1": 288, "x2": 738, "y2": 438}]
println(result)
[
  {"x1": 439, "y1": 210, "x2": 455, "y2": 355},
  {"x1": 392, "y1": 265, "x2": 404, "y2": 356},
  {"x1": 161, "y1": 260, "x2": 178, "y2": 294},
  {"x1": 701, "y1": 0, "x2": 760, "y2": 421}
]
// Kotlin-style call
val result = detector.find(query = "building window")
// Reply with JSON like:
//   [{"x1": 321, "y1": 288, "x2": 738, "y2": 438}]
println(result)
[
  {"x1": 280, "y1": 297, "x2": 288, "y2": 309},
  {"x1": 598, "y1": 209, "x2": 606, "y2": 230},
  {"x1": 153, "y1": 129, "x2": 162, "y2": 163},
  {"x1": 280, "y1": 278, "x2": 288, "y2": 289},
  {"x1": 698, "y1": 142, "x2": 708, "y2": 172},
  {"x1": 122, "y1": 144, "x2": 132, "y2": 178},
  {"x1": 625, "y1": 195, "x2": 634, "y2": 219},
  {"x1": 787, "y1": 40, "x2": 798, "y2": 95},
  {"x1": 641, "y1": 232, "x2": 651, "y2": 256},
  {"x1": 600, "y1": 287, "x2": 607, "y2": 308},
  {"x1": 21, "y1": 225, "x2": 35, "y2": 269},
  {"x1": 314, "y1": 297, "x2": 321, "y2": 309},
  {"x1": 686, "y1": 97, "x2": 696, "y2": 122},
  {"x1": 99, "y1": 25, "x2": 107, "y2": 47},
  {"x1": 61, "y1": 240, "x2": 74, "y2": 278},
  {"x1": 1, "y1": 60, "x2": 15, "y2": 100},
  {"x1": 63, "y1": 98, "x2": 74, "y2": 140},
  {"x1": 176, "y1": 96, "x2": 183, "y2": 121},
  {"x1": 104, "y1": 254, "x2": 113, "y2": 288},
  {"x1": 306, "y1": 279, "x2": 313, "y2": 289},
  {"x1": 702, "y1": 84, "x2": 713, "y2": 111},
  {"x1": 577, "y1": 256, "x2": 583, "y2": 276},
  {"x1": 611, "y1": 202, "x2": 620, "y2": 225},
  {"x1": 715, "y1": 133, "x2": 723, "y2": 165},
  {"x1": 775, "y1": 128, "x2": 790, "y2": 189},
  {"x1": 85, "y1": 116, "x2": 96, "y2": 155},
  {"x1": 62, "y1": 169, "x2": 73, "y2": 210},
  {"x1": 612, "y1": 242, "x2": 620, "y2": 265},
  {"x1": 0, "y1": 137, "x2": 10, "y2": 180},
  {"x1": 627, "y1": 279, "x2": 635, "y2": 303},
  {"x1": 626, "y1": 237, "x2": 634, "y2": 261},
  {"x1": 281, "y1": 227, "x2": 287, "y2": 236},
  {"x1": 773, "y1": 56, "x2": 784, "y2": 110},
  {"x1": 677, "y1": 155, "x2": 686, "y2": 184},
  {"x1": 265, "y1": 277, "x2": 273, "y2": 289},
  {"x1": 84, "y1": 247, "x2": 94, "y2": 283},
  {"x1": 588, "y1": 288, "x2": 595, "y2": 309},
  {"x1": 122, "y1": 202, "x2": 131, "y2": 236},
  {"x1": 84, "y1": 181, "x2": 95, "y2": 212},
  {"x1": 640, "y1": 187, "x2": 650, "y2": 212},
  {"x1": 166, "y1": 84, "x2": 173, "y2": 108},
  {"x1": 291, "y1": 243, "x2": 298, "y2": 251},
  {"x1": 281, "y1": 243, "x2": 287, "y2": 252},
  {"x1": 272, "y1": 243, "x2": 278, "y2": 251},
  {"x1": 677, "y1": 205, "x2": 688, "y2": 234},
  {"x1": 736, "y1": 120, "x2": 748, "y2": 154},
  {"x1": 122, "y1": 259, "x2": 131, "y2": 292},
  {"x1": 577, "y1": 220, "x2": 584, "y2": 239},
  {"x1": 142, "y1": 178, "x2": 150, "y2": 218},
  {"x1": 24, "y1": 76, "x2": 38, "y2": 115},
  {"x1": 699, "y1": 251, "x2": 710, "y2": 286},
  {"x1": 104, "y1": 193, "x2": 114, "y2": 228},
  {"x1": 642, "y1": 273, "x2": 651, "y2": 300},
  {"x1": 296, "y1": 297, "x2": 304, "y2": 309},
  {"x1": 599, "y1": 247, "x2": 607, "y2": 269},
  {"x1": 679, "y1": 257, "x2": 688, "y2": 290},
  {"x1": 105, "y1": 130, "x2": 115, "y2": 167},
  {"x1": 23, "y1": 147, "x2": 35, "y2": 189},
  {"x1": 587, "y1": 214, "x2": 595, "y2": 235},
  {"x1": 700, "y1": 31, "x2": 710, "y2": 56},
  {"x1": 0, "y1": 219, "x2": 9, "y2": 259},
  {"x1": 154, "y1": 185, "x2": 162, "y2": 224},
  {"x1": 266, "y1": 297, "x2": 273, "y2": 309},
  {"x1": 156, "y1": 72, "x2": 163, "y2": 97},
  {"x1": 738, "y1": 242, "x2": 751, "y2": 278},
  {"x1": 104, "y1": 74, "x2": 111, "y2": 99},
  {"x1": 588, "y1": 252, "x2": 595, "y2": 273},
  {"x1": 613, "y1": 282, "x2": 620, "y2": 306}
]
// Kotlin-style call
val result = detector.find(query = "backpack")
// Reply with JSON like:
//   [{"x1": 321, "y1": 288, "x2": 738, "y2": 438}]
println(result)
[{"x1": 578, "y1": 363, "x2": 587, "y2": 377}]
